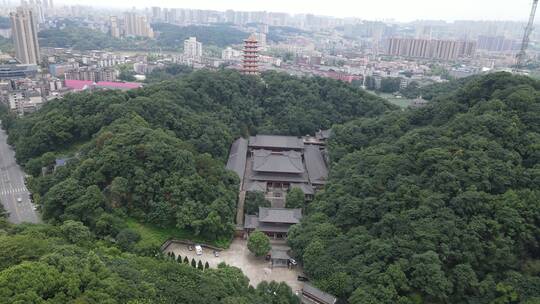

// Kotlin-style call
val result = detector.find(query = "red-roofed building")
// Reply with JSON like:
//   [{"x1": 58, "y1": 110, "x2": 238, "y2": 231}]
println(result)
[{"x1": 65, "y1": 79, "x2": 142, "y2": 92}]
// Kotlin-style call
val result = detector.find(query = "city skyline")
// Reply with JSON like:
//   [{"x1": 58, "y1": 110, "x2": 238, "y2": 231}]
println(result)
[{"x1": 55, "y1": 0, "x2": 537, "y2": 22}]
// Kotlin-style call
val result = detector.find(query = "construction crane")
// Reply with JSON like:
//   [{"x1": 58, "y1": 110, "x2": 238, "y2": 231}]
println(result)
[{"x1": 515, "y1": 0, "x2": 539, "y2": 71}]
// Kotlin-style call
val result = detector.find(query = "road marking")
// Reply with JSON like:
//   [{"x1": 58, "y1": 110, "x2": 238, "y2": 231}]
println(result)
[{"x1": 0, "y1": 187, "x2": 28, "y2": 196}]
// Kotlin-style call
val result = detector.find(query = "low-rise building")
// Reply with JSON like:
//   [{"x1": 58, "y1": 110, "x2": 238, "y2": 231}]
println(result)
[
  {"x1": 0, "y1": 64, "x2": 38, "y2": 80},
  {"x1": 8, "y1": 92, "x2": 44, "y2": 115},
  {"x1": 64, "y1": 79, "x2": 142, "y2": 92},
  {"x1": 244, "y1": 207, "x2": 302, "y2": 239},
  {"x1": 301, "y1": 283, "x2": 337, "y2": 304}
]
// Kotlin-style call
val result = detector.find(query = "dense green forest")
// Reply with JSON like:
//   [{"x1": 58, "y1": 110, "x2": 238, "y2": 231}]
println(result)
[
  {"x1": 0, "y1": 217, "x2": 299, "y2": 303},
  {"x1": 144, "y1": 64, "x2": 194, "y2": 83},
  {"x1": 152, "y1": 23, "x2": 247, "y2": 49},
  {"x1": 0, "y1": 69, "x2": 390, "y2": 253},
  {"x1": 5, "y1": 66, "x2": 538, "y2": 303},
  {"x1": 38, "y1": 27, "x2": 155, "y2": 51},
  {"x1": 37, "y1": 24, "x2": 247, "y2": 51},
  {"x1": 288, "y1": 72, "x2": 540, "y2": 303}
]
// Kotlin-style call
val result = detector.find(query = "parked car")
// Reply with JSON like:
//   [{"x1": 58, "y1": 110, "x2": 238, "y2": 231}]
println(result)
[
  {"x1": 289, "y1": 258, "x2": 298, "y2": 266},
  {"x1": 188, "y1": 245, "x2": 193, "y2": 251},
  {"x1": 213, "y1": 250, "x2": 219, "y2": 257},
  {"x1": 297, "y1": 276, "x2": 309, "y2": 282},
  {"x1": 195, "y1": 245, "x2": 203, "y2": 255}
]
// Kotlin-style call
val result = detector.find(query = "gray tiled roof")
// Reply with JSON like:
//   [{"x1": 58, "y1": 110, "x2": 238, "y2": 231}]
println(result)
[
  {"x1": 257, "y1": 222, "x2": 292, "y2": 233},
  {"x1": 302, "y1": 283, "x2": 337, "y2": 304},
  {"x1": 244, "y1": 215, "x2": 259, "y2": 229},
  {"x1": 291, "y1": 183, "x2": 315, "y2": 195},
  {"x1": 249, "y1": 171, "x2": 309, "y2": 183},
  {"x1": 259, "y1": 207, "x2": 302, "y2": 224},
  {"x1": 252, "y1": 150, "x2": 304, "y2": 174},
  {"x1": 226, "y1": 138, "x2": 248, "y2": 183},
  {"x1": 249, "y1": 135, "x2": 304, "y2": 150},
  {"x1": 304, "y1": 145, "x2": 328, "y2": 185},
  {"x1": 316, "y1": 129, "x2": 332, "y2": 140},
  {"x1": 270, "y1": 248, "x2": 291, "y2": 260},
  {"x1": 245, "y1": 181, "x2": 267, "y2": 192},
  {"x1": 244, "y1": 215, "x2": 293, "y2": 233}
]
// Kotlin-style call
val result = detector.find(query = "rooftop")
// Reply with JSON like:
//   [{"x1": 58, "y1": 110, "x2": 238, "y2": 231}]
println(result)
[
  {"x1": 259, "y1": 207, "x2": 302, "y2": 224},
  {"x1": 304, "y1": 145, "x2": 328, "y2": 185},
  {"x1": 270, "y1": 248, "x2": 291, "y2": 260},
  {"x1": 316, "y1": 129, "x2": 332, "y2": 141},
  {"x1": 249, "y1": 135, "x2": 304, "y2": 150},
  {"x1": 245, "y1": 181, "x2": 267, "y2": 192},
  {"x1": 65, "y1": 80, "x2": 143, "y2": 91},
  {"x1": 226, "y1": 138, "x2": 248, "y2": 184},
  {"x1": 252, "y1": 150, "x2": 304, "y2": 174},
  {"x1": 302, "y1": 283, "x2": 337, "y2": 304},
  {"x1": 291, "y1": 183, "x2": 315, "y2": 195}
]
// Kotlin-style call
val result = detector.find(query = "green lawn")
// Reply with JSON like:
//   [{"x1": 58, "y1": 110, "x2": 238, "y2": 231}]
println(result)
[
  {"x1": 125, "y1": 218, "x2": 232, "y2": 250},
  {"x1": 367, "y1": 90, "x2": 415, "y2": 108}
]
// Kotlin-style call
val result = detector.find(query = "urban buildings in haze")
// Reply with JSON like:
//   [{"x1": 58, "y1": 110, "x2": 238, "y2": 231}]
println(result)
[
  {"x1": 10, "y1": 7, "x2": 40, "y2": 64},
  {"x1": 183, "y1": 37, "x2": 203, "y2": 59},
  {"x1": 386, "y1": 38, "x2": 476, "y2": 61},
  {"x1": 477, "y1": 35, "x2": 518, "y2": 52},
  {"x1": 109, "y1": 16, "x2": 120, "y2": 38},
  {"x1": 123, "y1": 12, "x2": 154, "y2": 38}
]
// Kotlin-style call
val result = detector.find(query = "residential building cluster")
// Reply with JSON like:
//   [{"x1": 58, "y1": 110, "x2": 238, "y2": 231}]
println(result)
[
  {"x1": 109, "y1": 12, "x2": 154, "y2": 38},
  {"x1": 0, "y1": 1, "x2": 537, "y2": 115},
  {"x1": 386, "y1": 38, "x2": 476, "y2": 61}
]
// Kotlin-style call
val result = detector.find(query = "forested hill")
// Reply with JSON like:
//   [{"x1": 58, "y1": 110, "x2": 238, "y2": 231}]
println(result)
[
  {"x1": 0, "y1": 70, "x2": 392, "y2": 254},
  {"x1": 0, "y1": 218, "x2": 300, "y2": 303},
  {"x1": 288, "y1": 72, "x2": 540, "y2": 303},
  {"x1": 38, "y1": 24, "x2": 248, "y2": 51}
]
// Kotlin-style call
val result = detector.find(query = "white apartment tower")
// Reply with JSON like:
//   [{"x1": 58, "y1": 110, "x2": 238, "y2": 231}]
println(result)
[
  {"x1": 110, "y1": 16, "x2": 120, "y2": 38},
  {"x1": 123, "y1": 12, "x2": 154, "y2": 38},
  {"x1": 10, "y1": 7, "x2": 40, "y2": 64},
  {"x1": 183, "y1": 37, "x2": 203, "y2": 59}
]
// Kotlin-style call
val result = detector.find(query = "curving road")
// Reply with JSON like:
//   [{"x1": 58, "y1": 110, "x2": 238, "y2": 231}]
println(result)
[{"x1": 0, "y1": 124, "x2": 40, "y2": 224}]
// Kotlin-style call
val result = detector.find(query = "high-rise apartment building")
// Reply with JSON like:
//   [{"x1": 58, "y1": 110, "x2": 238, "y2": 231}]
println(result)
[
  {"x1": 183, "y1": 37, "x2": 203, "y2": 59},
  {"x1": 151, "y1": 6, "x2": 161, "y2": 21},
  {"x1": 477, "y1": 35, "x2": 518, "y2": 52},
  {"x1": 242, "y1": 34, "x2": 259, "y2": 75},
  {"x1": 10, "y1": 7, "x2": 40, "y2": 64},
  {"x1": 252, "y1": 32, "x2": 267, "y2": 50},
  {"x1": 110, "y1": 16, "x2": 120, "y2": 38},
  {"x1": 386, "y1": 38, "x2": 476, "y2": 61},
  {"x1": 124, "y1": 12, "x2": 154, "y2": 38}
]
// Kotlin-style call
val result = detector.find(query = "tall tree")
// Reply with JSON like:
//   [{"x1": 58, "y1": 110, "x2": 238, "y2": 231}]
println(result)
[{"x1": 247, "y1": 231, "x2": 271, "y2": 257}]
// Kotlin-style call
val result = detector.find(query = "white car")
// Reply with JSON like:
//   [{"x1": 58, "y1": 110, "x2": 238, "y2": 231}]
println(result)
[
  {"x1": 195, "y1": 245, "x2": 203, "y2": 256},
  {"x1": 16, "y1": 197, "x2": 22, "y2": 203}
]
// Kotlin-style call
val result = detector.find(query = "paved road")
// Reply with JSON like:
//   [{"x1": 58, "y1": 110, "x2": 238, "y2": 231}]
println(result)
[{"x1": 0, "y1": 124, "x2": 40, "y2": 224}]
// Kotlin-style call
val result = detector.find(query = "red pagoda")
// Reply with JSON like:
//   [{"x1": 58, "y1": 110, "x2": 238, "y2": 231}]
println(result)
[{"x1": 242, "y1": 34, "x2": 259, "y2": 75}]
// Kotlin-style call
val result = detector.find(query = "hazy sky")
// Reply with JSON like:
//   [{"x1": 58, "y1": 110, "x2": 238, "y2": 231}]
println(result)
[{"x1": 58, "y1": 0, "x2": 536, "y2": 22}]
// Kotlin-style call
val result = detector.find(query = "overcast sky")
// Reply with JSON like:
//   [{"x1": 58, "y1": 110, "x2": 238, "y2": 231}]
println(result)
[{"x1": 58, "y1": 0, "x2": 537, "y2": 22}]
